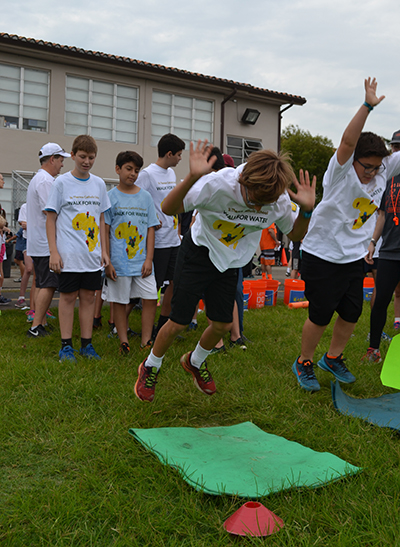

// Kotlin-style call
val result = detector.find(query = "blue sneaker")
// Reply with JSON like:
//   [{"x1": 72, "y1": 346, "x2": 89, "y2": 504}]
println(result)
[
  {"x1": 79, "y1": 343, "x2": 101, "y2": 360},
  {"x1": 292, "y1": 357, "x2": 320, "y2": 392},
  {"x1": 59, "y1": 345, "x2": 78, "y2": 363},
  {"x1": 187, "y1": 322, "x2": 198, "y2": 331},
  {"x1": 317, "y1": 353, "x2": 356, "y2": 383}
]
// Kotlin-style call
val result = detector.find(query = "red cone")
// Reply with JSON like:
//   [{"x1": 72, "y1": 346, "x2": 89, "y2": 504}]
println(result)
[{"x1": 224, "y1": 501, "x2": 284, "y2": 537}]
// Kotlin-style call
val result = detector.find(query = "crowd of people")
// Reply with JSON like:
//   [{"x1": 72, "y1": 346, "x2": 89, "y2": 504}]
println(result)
[{"x1": 2, "y1": 76, "x2": 400, "y2": 402}]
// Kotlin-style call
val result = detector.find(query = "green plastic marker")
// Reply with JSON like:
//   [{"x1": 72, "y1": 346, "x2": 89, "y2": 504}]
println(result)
[{"x1": 380, "y1": 334, "x2": 400, "y2": 389}]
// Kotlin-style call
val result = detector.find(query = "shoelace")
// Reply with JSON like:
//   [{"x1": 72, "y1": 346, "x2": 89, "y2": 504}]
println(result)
[
  {"x1": 198, "y1": 363, "x2": 212, "y2": 382},
  {"x1": 301, "y1": 360, "x2": 317, "y2": 378},
  {"x1": 144, "y1": 368, "x2": 158, "y2": 387}
]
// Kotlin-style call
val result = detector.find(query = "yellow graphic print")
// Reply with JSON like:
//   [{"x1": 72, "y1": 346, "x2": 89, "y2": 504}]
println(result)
[
  {"x1": 352, "y1": 197, "x2": 378, "y2": 229},
  {"x1": 115, "y1": 221, "x2": 143, "y2": 259},
  {"x1": 73, "y1": 212, "x2": 99, "y2": 252},
  {"x1": 173, "y1": 215, "x2": 178, "y2": 230},
  {"x1": 213, "y1": 220, "x2": 246, "y2": 248}
]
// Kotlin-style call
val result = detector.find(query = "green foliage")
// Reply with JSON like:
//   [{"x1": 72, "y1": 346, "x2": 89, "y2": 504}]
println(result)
[
  {"x1": 0, "y1": 298, "x2": 399, "y2": 545},
  {"x1": 281, "y1": 125, "x2": 335, "y2": 202}
]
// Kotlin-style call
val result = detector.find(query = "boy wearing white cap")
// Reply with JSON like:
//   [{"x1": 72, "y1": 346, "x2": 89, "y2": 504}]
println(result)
[{"x1": 27, "y1": 143, "x2": 70, "y2": 338}]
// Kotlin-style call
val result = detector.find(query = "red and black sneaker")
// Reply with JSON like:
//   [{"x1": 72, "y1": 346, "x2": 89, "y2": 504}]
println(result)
[
  {"x1": 134, "y1": 360, "x2": 159, "y2": 402},
  {"x1": 180, "y1": 352, "x2": 216, "y2": 395}
]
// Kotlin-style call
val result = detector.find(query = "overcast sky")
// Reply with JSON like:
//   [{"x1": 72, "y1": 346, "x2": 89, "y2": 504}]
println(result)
[{"x1": 2, "y1": 0, "x2": 399, "y2": 147}]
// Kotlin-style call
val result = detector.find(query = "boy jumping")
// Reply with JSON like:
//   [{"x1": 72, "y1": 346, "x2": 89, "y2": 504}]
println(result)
[
  {"x1": 103, "y1": 151, "x2": 159, "y2": 354},
  {"x1": 46, "y1": 135, "x2": 111, "y2": 362},
  {"x1": 135, "y1": 140, "x2": 316, "y2": 402}
]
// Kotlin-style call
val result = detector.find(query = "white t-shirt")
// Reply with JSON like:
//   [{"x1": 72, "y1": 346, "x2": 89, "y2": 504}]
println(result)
[
  {"x1": 45, "y1": 172, "x2": 111, "y2": 272},
  {"x1": 302, "y1": 151, "x2": 400, "y2": 263},
  {"x1": 136, "y1": 163, "x2": 180, "y2": 249},
  {"x1": 26, "y1": 169, "x2": 55, "y2": 256},
  {"x1": 18, "y1": 203, "x2": 27, "y2": 240},
  {"x1": 183, "y1": 165, "x2": 297, "y2": 272}
]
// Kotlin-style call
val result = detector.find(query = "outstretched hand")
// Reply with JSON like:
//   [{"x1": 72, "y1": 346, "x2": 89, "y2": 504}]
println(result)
[
  {"x1": 287, "y1": 169, "x2": 316, "y2": 212},
  {"x1": 189, "y1": 140, "x2": 216, "y2": 180},
  {"x1": 365, "y1": 77, "x2": 385, "y2": 108}
]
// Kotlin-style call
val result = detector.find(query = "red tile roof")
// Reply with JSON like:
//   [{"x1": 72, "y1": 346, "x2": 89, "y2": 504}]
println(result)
[{"x1": 0, "y1": 33, "x2": 306, "y2": 105}]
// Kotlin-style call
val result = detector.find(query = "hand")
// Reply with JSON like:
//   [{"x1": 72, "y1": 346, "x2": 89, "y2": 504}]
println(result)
[
  {"x1": 189, "y1": 140, "x2": 217, "y2": 180},
  {"x1": 287, "y1": 169, "x2": 316, "y2": 212},
  {"x1": 101, "y1": 252, "x2": 110, "y2": 269},
  {"x1": 141, "y1": 258, "x2": 152, "y2": 278},
  {"x1": 365, "y1": 242, "x2": 375, "y2": 265},
  {"x1": 365, "y1": 77, "x2": 385, "y2": 108},
  {"x1": 49, "y1": 251, "x2": 63, "y2": 274},
  {"x1": 105, "y1": 263, "x2": 117, "y2": 280}
]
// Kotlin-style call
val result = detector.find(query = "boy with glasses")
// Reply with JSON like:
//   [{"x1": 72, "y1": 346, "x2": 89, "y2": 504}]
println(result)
[{"x1": 293, "y1": 78, "x2": 400, "y2": 392}]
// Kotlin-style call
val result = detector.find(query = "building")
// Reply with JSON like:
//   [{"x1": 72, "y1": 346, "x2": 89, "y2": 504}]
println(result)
[{"x1": 0, "y1": 32, "x2": 306, "y2": 226}]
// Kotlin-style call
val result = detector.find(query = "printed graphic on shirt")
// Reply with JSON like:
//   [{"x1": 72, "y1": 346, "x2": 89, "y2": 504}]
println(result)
[
  {"x1": 73, "y1": 212, "x2": 99, "y2": 251},
  {"x1": 352, "y1": 197, "x2": 378, "y2": 229},
  {"x1": 115, "y1": 222, "x2": 144, "y2": 259},
  {"x1": 213, "y1": 219, "x2": 245, "y2": 248}
]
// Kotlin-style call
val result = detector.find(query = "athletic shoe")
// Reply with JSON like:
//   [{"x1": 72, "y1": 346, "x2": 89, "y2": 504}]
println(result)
[
  {"x1": 46, "y1": 310, "x2": 56, "y2": 320},
  {"x1": 317, "y1": 353, "x2": 356, "y2": 383},
  {"x1": 0, "y1": 295, "x2": 11, "y2": 304},
  {"x1": 394, "y1": 321, "x2": 400, "y2": 332},
  {"x1": 15, "y1": 297, "x2": 26, "y2": 308},
  {"x1": 119, "y1": 342, "x2": 130, "y2": 355},
  {"x1": 140, "y1": 340, "x2": 153, "y2": 351},
  {"x1": 59, "y1": 345, "x2": 78, "y2": 363},
  {"x1": 229, "y1": 337, "x2": 247, "y2": 350},
  {"x1": 292, "y1": 357, "x2": 320, "y2": 392},
  {"x1": 363, "y1": 347, "x2": 382, "y2": 363},
  {"x1": 14, "y1": 277, "x2": 22, "y2": 283},
  {"x1": 180, "y1": 352, "x2": 216, "y2": 395},
  {"x1": 210, "y1": 344, "x2": 226, "y2": 354},
  {"x1": 107, "y1": 322, "x2": 118, "y2": 339},
  {"x1": 27, "y1": 324, "x2": 49, "y2": 338},
  {"x1": 135, "y1": 360, "x2": 159, "y2": 402},
  {"x1": 127, "y1": 327, "x2": 140, "y2": 338},
  {"x1": 93, "y1": 316, "x2": 102, "y2": 329},
  {"x1": 187, "y1": 322, "x2": 198, "y2": 331},
  {"x1": 79, "y1": 343, "x2": 101, "y2": 360},
  {"x1": 26, "y1": 310, "x2": 35, "y2": 322}
]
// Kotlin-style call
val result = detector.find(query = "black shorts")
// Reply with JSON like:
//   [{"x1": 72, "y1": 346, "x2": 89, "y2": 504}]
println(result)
[
  {"x1": 58, "y1": 270, "x2": 102, "y2": 293},
  {"x1": 170, "y1": 232, "x2": 238, "y2": 325},
  {"x1": 302, "y1": 251, "x2": 364, "y2": 326},
  {"x1": 153, "y1": 245, "x2": 180, "y2": 289},
  {"x1": 15, "y1": 250, "x2": 24, "y2": 262},
  {"x1": 363, "y1": 257, "x2": 378, "y2": 274},
  {"x1": 31, "y1": 256, "x2": 59, "y2": 289}
]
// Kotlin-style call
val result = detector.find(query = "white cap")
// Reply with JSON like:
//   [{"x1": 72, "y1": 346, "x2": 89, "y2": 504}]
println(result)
[{"x1": 39, "y1": 143, "x2": 71, "y2": 159}]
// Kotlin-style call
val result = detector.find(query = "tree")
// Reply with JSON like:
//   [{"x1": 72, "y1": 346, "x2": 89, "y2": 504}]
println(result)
[{"x1": 281, "y1": 125, "x2": 335, "y2": 202}]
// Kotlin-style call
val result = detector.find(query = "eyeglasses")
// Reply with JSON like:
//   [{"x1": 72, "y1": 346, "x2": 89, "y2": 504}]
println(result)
[
  {"x1": 244, "y1": 186, "x2": 269, "y2": 208},
  {"x1": 356, "y1": 159, "x2": 386, "y2": 175}
]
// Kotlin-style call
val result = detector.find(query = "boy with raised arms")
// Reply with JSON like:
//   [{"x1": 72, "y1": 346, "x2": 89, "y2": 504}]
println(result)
[{"x1": 135, "y1": 140, "x2": 316, "y2": 402}]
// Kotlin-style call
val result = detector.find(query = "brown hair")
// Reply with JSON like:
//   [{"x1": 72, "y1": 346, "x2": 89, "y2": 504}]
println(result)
[
  {"x1": 0, "y1": 216, "x2": 7, "y2": 229},
  {"x1": 71, "y1": 135, "x2": 98, "y2": 156},
  {"x1": 240, "y1": 149, "x2": 294, "y2": 204}
]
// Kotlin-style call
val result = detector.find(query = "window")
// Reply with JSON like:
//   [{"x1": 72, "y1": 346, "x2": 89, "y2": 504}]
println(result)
[
  {"x1": 0, "y1": 63, "x2": 49, "y2": 132},
  {"x1": 226, "y1": 136, "x2": 263, "y2": 166},
  {"x1": 65, "y1": 76, "x2": 139, "y2": 143},
  {"x1": 151, "y1": 91, "x2": 214, "y2": 147}
]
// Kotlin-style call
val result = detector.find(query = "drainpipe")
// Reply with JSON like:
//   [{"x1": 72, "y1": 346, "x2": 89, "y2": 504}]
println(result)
[
  {"x1": 278, "y1": 103, "x2": 294, "y2": 151},
  {"x1": 220, "y1": 89, "x2": 237, "y2": 151}
]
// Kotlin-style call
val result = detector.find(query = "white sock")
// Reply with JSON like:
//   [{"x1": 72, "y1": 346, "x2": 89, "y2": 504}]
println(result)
[
  {"x1": 145, "y1": 349, "x2": 164, "y2": 370},
  {"x1": 190, "y1": 342, "x2": 212, "y2": 368}
]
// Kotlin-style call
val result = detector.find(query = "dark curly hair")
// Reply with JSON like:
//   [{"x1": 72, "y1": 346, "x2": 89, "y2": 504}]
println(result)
[{"x1": 354, "y1": 132, "x2": 389, "y2": 161}]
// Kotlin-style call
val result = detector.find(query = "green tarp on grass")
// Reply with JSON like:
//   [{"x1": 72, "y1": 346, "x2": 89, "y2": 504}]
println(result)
[{"x1": 129, "y1": 421, "x2": 361, "y2": 498}]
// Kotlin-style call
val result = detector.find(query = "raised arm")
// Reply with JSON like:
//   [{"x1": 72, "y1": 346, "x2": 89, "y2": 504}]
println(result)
[
  {"x1": 162, "y1": 140, "x2": 216, "y2": 216},
  {"x1": 287, "y1": 169, "x2": 316, "y2": 241},
  {"x1": 337, "y1": 78, "x2": 385, "y2": 166}
]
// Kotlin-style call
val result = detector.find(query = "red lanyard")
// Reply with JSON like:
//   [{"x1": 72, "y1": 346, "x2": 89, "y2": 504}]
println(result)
[{"x1": 390, "y1": 177, "x2": 400, "y2": 225}]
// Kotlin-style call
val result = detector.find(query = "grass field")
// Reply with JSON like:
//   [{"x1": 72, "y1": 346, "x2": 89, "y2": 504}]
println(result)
[{"x1": 1, "y1": 298, "x2": 399, "y2": 546}]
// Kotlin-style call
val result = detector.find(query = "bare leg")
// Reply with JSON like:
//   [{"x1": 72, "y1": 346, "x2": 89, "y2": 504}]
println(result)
[
  {"x1": 20, "y1": 252, "x2": 33, "y2": 300},
  {"x1": 152, "y1": 319, "x2": 187, "y2": 357},
  {"x1": 59, "y1": 291, "x2": 78, "y2": 339},
  {"x1": 93, "y1": 291, "x2": 104, "y2": 319},
  {"x1": 160, "y1": 282, "x2": 173, "y2": 317},
  {"x1": 78, "y1": 289, "x2": 96, "y2": 339},
  {"x1": 29, "y1": 273, "x2": 36, "y2": 312},
  {"x1": 32, "y1": 287, "x2": 55, "y2": 327},
  {"x1": 141, "y1": 299, "x2": 157, "y2": 345},
  {"x1": 229, "y1": 302, "x2": 241, "y2": 341},
  {"x1": 328, "y1": 316, "x2": 356, "y2": 356},
  {"x1": 114, "y1": 302, "x2": 128, "y2": 345},
  {"x1": 300, "y1": 318, "x2": 328, "y2": 362}
]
